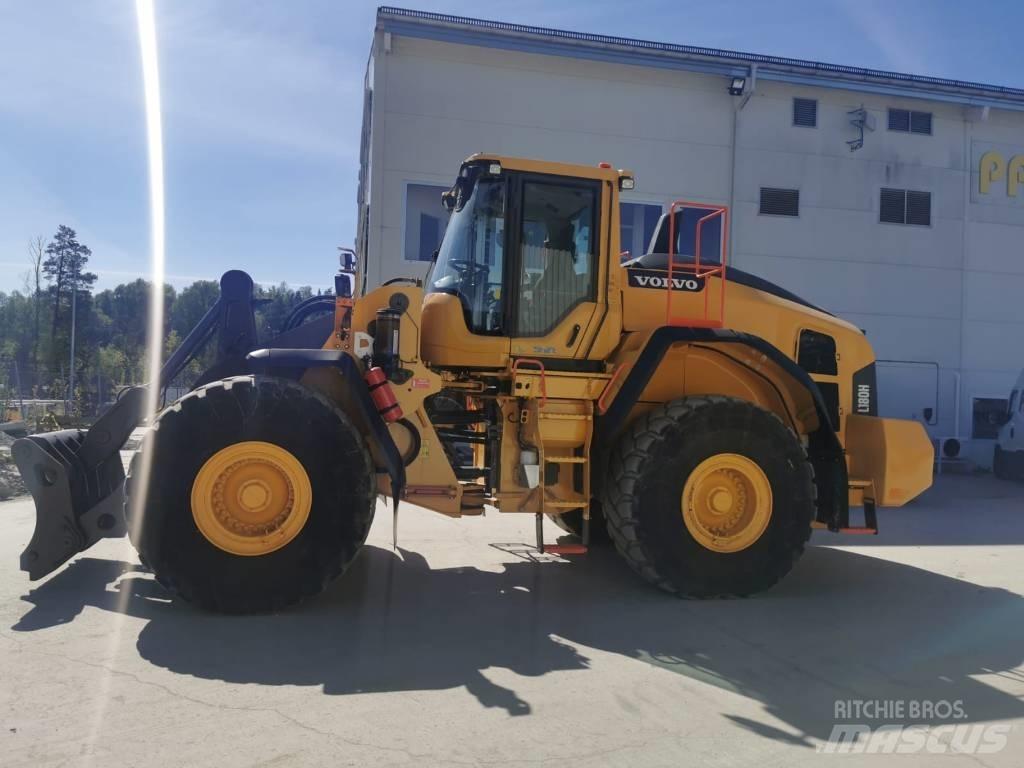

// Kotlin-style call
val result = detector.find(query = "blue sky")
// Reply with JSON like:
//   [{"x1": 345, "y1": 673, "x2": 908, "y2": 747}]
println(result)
[{"x1": 0, "y1": 0, "x2": 1018, "y2": 293}]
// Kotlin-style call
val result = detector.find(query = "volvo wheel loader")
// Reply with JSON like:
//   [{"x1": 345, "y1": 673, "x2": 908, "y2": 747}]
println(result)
[{"x1": 13, "y1": 154, "x2": 934, "y2": 612}]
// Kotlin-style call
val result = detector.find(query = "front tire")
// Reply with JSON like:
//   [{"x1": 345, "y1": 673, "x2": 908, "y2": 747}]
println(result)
[
  {"x1": 602, "y1": 396, "x2": 815, "y2": 597},
  {"x1": 125, "y1": 375, "x2": 376, "y2": 613}
]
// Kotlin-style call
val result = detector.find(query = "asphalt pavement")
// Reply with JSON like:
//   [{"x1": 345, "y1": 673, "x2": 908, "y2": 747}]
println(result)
[{"x1": 2, "y1": 474, "x2": 1023, "y2": 767}]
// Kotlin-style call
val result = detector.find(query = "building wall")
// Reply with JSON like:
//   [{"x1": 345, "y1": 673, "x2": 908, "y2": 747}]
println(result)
[{"x1": 360, "y1": 29, "x2": 1024, "y2": 461}]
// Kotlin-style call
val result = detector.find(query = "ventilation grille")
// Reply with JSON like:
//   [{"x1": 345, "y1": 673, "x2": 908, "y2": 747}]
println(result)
[
  {"x1": 888, "y1": 108, "x2": 933, "y2": 135},
  {"x1": 880, "y1": 188, "x2": 906, "y2": 223},
  {"x1": 759, "y1": 188, "x2": 800, "y2": 216},
  {"x1": 906, "y1": 190, "x2": 931, "y2": 225},
  {"x1": 880, "y1": 188, "x2": 931, "y2": 226},
  {"x1": 793, "y1": 98, "x2": 818, "y2": 127},
  {"x1": 910, "y1": 111, "x2": 932, "y2": 134}
]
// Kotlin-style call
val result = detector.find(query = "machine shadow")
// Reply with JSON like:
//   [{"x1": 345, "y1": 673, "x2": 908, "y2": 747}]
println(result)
[{"x1": 13, "y1": 543, "x2": 1024, "y2": 741}]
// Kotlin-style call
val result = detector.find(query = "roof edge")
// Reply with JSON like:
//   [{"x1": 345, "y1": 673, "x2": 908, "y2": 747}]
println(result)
[{"x1": 377, "y1": 6, "x2": 1024, "y2": 108}]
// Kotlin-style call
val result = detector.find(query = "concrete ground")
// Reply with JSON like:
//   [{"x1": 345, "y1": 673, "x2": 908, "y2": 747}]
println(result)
[{"x1": 1, "y1": 474, "x2": 1023, "y2": 767}]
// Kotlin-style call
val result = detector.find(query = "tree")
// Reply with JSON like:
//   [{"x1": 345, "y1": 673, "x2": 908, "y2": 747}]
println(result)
[
  {"x1": 254, "y1": 282, "x2": 315, "y2": 336},
  {"x1": 170, "y1": 280, "x2": 219, "y2": 338},
  {"x1": 27, "y1": 236, "x2": 45, "y2": 377},
  {"x1": 43, "y1": 226, "x2": 97, "y2": 374}
]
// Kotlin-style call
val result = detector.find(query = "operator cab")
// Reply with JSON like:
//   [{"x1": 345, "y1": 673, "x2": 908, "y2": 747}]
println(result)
[{"x1": 422, "y1": 156, "x2": 617, "y2": 368}]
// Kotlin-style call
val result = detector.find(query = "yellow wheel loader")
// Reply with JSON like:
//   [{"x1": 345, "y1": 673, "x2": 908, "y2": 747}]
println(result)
[{"x1": 13, "y1": 155, "x2": 934, "y2": 612}]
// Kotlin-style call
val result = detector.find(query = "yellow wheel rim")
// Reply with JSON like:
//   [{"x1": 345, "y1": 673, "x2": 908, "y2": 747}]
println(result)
[
  {"x1": 191, "y1": 441, "x2": 312, "y2": 556},
  {"x1": 682, "y1": 453, "x2": 772, "y2": 553}
]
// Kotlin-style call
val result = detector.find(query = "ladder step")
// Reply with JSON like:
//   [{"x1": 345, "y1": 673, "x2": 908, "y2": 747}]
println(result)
[
  {"x1": 542, "y1": 544, "x2": 588, "y2": 556},
  {"x1": 545, "y1": 456, "x2": 587, "y2": 463},
  {"x1": 545, "y1": 500, "x2": 588, "y2": 509}
]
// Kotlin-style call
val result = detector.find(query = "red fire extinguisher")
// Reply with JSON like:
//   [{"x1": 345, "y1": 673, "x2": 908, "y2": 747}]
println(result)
[{"x1": 364, "y1": 366, "x2": 403, "y2": 422}]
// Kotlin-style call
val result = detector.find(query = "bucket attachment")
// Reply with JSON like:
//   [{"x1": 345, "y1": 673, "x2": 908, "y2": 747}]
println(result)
[{"x1": 12, "y1": 387, "x2": 146, "y2": 579}]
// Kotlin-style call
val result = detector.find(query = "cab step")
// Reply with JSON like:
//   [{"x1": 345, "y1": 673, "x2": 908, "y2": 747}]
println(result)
[
  {"x1": 534, "y1": 512, "x2": 589, "y2": 555},
  {"x1": 839, "y1": 498, "x2": 878, "y2": 535}
]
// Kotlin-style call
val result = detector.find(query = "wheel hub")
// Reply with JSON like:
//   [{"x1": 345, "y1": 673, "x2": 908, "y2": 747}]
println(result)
[
  {"x1": 682, "y1": 453, "x2": 772, "y2": 553},
  {"x1": 192, "y1": 441, "x2": 312, "y2": 556}
]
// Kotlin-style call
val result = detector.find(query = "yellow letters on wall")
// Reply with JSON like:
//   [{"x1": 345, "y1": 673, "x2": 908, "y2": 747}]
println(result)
[
  {"x1": 980, "y1": 150, "x2": 1024, "y2": 197},
  {"x1": 980, "y1": 151, "x2": 1005, "y2": 195}
]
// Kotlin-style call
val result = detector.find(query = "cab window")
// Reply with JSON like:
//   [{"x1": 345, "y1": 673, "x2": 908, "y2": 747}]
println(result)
[
  {"x1": 516, "y1": 180, "x2": 597, "y2": 336},
  {"x1": 428, "y1": 177, "x2": 506, "y2": 334}
]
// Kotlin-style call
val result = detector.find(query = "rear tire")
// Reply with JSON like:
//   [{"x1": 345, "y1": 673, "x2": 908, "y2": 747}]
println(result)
[
  {"x1": 602, "y1": 396, "x2": 815, "y2": 597},
  {"x1": 125, "y1": 375, "x2": 375, "y2": 613}
]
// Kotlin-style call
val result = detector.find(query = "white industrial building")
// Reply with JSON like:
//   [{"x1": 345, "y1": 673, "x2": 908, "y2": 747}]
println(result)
[{"x1": 356, "y1": 7, "x2": 1024, "y2": 465}]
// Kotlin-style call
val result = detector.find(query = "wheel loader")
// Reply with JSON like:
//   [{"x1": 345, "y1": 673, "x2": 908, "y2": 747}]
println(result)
[{"x1": 13, "y1": 154, "x2": 934, "y2": 612}]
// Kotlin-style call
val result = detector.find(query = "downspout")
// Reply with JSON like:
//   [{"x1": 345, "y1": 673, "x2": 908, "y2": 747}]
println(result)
[
  {"x1": 957, "y1": 106, "x2": 985, "y2": 438},
  {"x1": 728, "y1": 64, "x2": 756, "y2": 267}
]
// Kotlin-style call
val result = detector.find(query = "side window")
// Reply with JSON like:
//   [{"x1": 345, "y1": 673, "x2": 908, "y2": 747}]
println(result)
[
  {"x1": 1010, "y1": 390, "x2": 1020, "y2": 416},
  {"x1": 797, "y1": 329, "x2": 837, "y2": 375},
  {"x1": 620, "y1": 201, "x2": 661, "y2": 260},
  {"x1": 516, "y1": 181, "x2": 598, "y2": 336}
]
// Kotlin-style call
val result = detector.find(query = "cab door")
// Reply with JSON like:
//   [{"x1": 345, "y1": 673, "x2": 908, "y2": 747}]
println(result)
[{"x1": 507, "y1": 175, "x2": 606, "y2": 361}]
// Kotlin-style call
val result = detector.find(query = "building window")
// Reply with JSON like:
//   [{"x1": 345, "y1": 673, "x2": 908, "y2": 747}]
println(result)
[
  {"x1": 759, "y1": 187, "x2": 799, "y2": 217},
  {"x1": 404, "y1": 183, "x2": 448, "y2": 261},
  {"x1": 793, "y1": 98, "x2": 817, "y2": 128},
  {"x1": 880, "y1": 188, "x2": 931, "y2": 226},
  {"x1": 888, "y1": 108, "x2": 932, "y2": 135},
  {"x1": 973, "y1": 397, "x2": 1008, "y2": 439},
  {"x1": 620, "y1": 202, "x2": 662, "y2": 260}
]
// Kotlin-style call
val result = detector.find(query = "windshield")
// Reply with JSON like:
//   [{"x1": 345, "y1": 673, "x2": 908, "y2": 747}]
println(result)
[{"x1": 427, "y1": 177, "x2": 505, "y2": 334}]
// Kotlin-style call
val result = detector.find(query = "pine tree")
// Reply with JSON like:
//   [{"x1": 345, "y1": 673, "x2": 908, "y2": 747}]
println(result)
[
  {"x1": 43, "y1": 226, "x2": 96, "y2": 335},
  {"x1": 43, "y1": 225, "x2": 97, "y2": 371}
]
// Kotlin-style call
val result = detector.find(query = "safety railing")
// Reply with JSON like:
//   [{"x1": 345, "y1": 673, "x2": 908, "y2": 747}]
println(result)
[{"x1": 665, "y1": 201, "x2": 729, "y2": 328}]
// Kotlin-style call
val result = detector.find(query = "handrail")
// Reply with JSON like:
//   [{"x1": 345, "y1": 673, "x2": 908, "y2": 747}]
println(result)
[
  {"x1": 597, "y1": 364, "x2": 628, "y2": 415},
  {"x1": 665, "y1": 200, "x2": 729, "y2": 328}
]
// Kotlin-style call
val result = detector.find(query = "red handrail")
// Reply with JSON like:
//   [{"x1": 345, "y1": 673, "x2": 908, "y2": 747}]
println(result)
[{"x1": 665, "y1": 201, "x2": 729, "y2": 328}]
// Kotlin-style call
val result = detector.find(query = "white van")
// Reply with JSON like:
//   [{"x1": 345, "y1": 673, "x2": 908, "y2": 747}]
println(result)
[{"x1": 994, "y1": 369, "x2": 1024, "y2": 481}]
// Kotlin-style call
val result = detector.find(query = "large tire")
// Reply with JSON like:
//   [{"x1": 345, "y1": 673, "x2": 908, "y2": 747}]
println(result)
[
  {"x1": 602, "y1": 396, "x2": 815, "y2": 597},
  {"x1": 125, "y1": 375, "x2": 376, "y2": 613}
]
